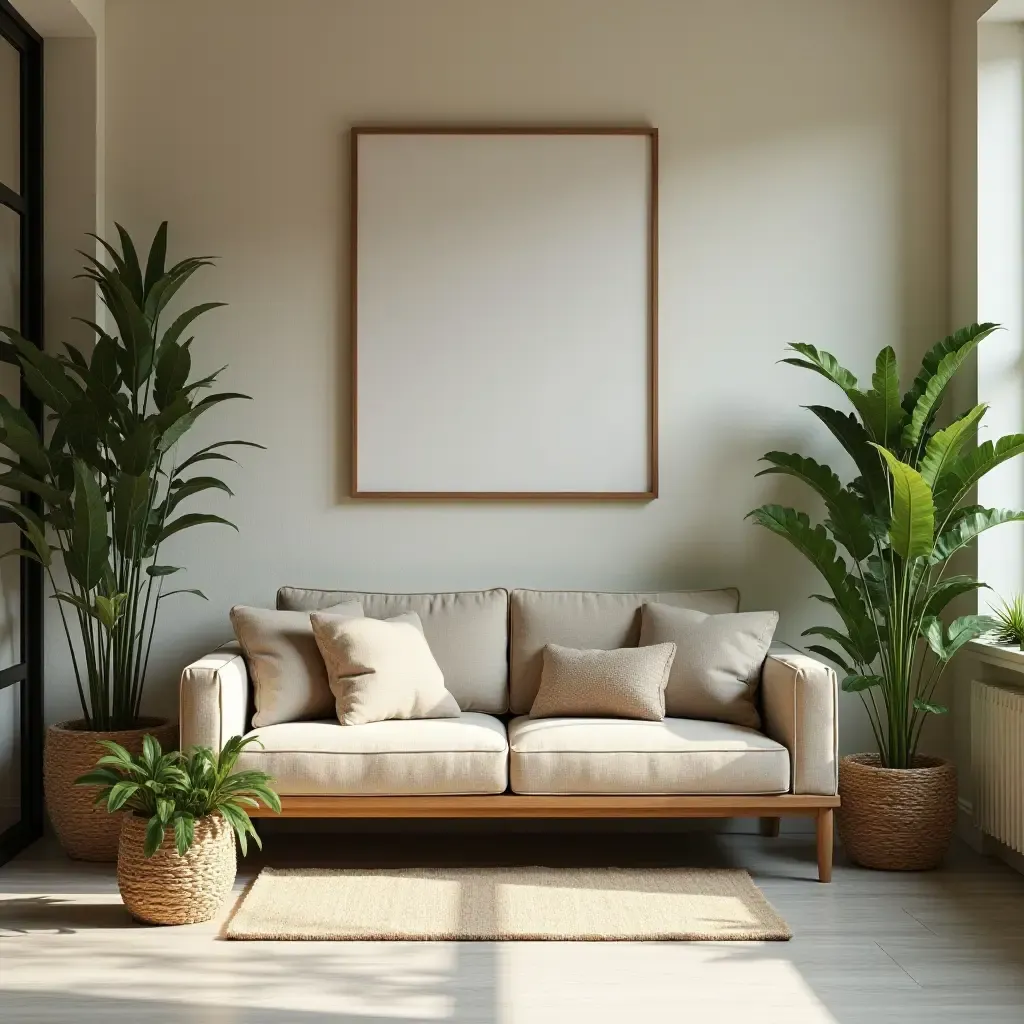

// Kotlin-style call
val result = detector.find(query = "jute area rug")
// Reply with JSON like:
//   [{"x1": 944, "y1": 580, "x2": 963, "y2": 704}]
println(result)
[{"x1": 225, "y1": 866, "x2": 791, "y2": 941}]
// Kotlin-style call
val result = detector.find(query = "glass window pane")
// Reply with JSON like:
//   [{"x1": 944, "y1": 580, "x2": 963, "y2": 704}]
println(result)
[
  {"x1": 0, "y1": 38, "x2": 18, "y2": 193},
  {"x1": 0, "y1": 202, "x2": 18, "y2": 331},
  {"x1": 0, "y1": 682, "x2": 21, "y2": 833}
]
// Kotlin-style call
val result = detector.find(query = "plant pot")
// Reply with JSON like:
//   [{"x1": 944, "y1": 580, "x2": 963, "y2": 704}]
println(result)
[
  {"x1": 837, "y1": 753, "x2": 957, "y2": 871},
  {"x1": 44, "y1": 718, "x2": 178, "y2": 862},
  {"x1": 117, "y1": 812, "x2": 236, "y2": 925}
]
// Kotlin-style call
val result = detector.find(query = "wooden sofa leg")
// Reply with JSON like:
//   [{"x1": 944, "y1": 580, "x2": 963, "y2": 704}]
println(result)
[
  {"x1": 816, "y1": 808, "x2": 834, "y2": 883},
  {"x1": 759, "y1": 817, "x2": 781, "y2": 837}
]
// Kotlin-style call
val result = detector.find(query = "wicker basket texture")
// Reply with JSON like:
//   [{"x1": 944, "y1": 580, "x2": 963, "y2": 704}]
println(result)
[
  {"x1": 117, "y1": 812, "x2": 237, "y2": 925},
  {"x1": 837, "y1": 753, "x2": 957, "y2": 871},
  {"x1": 44, "y1": 718, "x2": 178, "y2": 862}
]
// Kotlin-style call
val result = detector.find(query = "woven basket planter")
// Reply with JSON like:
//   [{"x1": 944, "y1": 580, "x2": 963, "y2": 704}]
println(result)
[
  {"x1": 44, "y1": 718, "x2": 178, "y2": 862},
  {"x1": 838, "y1": 753, "x2": 957, "y2": 871},
  {"x1": 117, "y1": 812, "x2": 237, "y2": 925}
]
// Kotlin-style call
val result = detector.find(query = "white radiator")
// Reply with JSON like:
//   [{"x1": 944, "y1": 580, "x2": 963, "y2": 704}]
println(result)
[{"x1": 972, "y1": 679, "x2": 1024, "y2": 853}]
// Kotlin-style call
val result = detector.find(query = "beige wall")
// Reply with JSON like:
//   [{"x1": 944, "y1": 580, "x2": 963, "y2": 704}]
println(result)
[{"x1": 47, "y1": 0, "x2": 953, "y2": 760}]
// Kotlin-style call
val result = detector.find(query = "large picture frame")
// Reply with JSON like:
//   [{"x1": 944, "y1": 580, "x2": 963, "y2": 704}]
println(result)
[{"x1": 350, "y1": 125, "x2": 658, "y2": 500}]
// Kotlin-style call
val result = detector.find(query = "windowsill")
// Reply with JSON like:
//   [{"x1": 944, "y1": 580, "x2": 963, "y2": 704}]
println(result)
[{"x1": 967, "y1": 638, "x2": 1024, "y2": 673}]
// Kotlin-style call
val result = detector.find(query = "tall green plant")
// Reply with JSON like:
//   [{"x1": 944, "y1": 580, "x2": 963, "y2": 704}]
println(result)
[
  {"x1": 748, "y1": 324, "x2": 1024, "y2": 768},
  {"x1": 0, "y1": 223, "x2": 261, "y2": 730}
]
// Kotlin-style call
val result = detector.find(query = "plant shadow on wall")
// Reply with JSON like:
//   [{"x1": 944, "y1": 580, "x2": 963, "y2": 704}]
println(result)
[
  {"x1": 0, "y1": 224, "x2": 263, "y2": 859},
  {"x1": 748, "y1": 324, "x2": 1024, "y2": 869}
]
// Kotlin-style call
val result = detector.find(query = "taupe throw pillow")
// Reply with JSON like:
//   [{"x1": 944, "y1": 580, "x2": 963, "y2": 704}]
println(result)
[
  {"x1": 231, "y1": 602, "x2": 364, "y2": 727},
  {"x1": 639, "y1": 603, "x2": 779, "y2": 729},
  {"x1": 311, "y1": 610, "x2": 461, "y2": 726},
  {"x1": 529, "y1": 642, "x2": 677, "y2": 721}
]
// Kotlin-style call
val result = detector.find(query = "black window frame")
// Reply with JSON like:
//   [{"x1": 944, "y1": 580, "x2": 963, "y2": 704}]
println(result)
[{"x1": 0, "y1": 0, "x2": 44, "y2": 867}]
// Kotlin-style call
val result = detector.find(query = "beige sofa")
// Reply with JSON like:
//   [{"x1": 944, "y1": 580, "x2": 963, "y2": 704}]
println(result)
[{"x1": 180, "y1": 587, "x2": 840, "y2": 881}]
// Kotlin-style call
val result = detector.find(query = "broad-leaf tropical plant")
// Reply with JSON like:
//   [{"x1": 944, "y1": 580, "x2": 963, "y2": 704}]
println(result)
[
  {"x1": 0, "y1": 223, "x2": 261, "y2": 730},
  {"x1": 747, "y1": 323, "x2": 1023, "y2": 768},
  {"x1": 76, "y1": 734, "x2": 281, "y2": 856}
]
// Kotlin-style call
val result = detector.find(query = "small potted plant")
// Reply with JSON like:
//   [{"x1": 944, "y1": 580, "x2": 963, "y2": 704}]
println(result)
[
  {"x1": 988, "y1": 593, "x2": 1024, "y2": 648},
  {"x1": 76, "y1": 734, "x2": 280, "y2": 925},
  {"x1": 0, "y1": 223, "x2": 260, "y2": 861}
]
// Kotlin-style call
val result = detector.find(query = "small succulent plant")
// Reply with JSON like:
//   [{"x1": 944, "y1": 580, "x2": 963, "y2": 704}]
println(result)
[{"x1": 989, "y1": 593, "x2": 1024, "y2": 647}]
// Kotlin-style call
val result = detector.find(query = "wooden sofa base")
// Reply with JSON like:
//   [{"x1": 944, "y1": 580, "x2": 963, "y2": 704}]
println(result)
[{"x1": 251, "y1": 794, "x2": 840, "y2": 883}]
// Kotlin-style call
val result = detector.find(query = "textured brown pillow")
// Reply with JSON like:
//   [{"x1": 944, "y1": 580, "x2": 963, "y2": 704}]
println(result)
[
  {"x1": 231, "y1": 602, "x2": 364, "y2": 727},
  {"x1": 311, "y1": 610, "x2": 461, "y2": 726},
  {"x1": 529, "y1": 642, "x2": 677, "y2": 721},
  {"x1": 639, "y1": 603, "x2": 779, "y2": 729}
]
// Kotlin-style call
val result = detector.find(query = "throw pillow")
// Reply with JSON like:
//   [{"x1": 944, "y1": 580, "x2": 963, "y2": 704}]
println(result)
[
  {"x1": 529, "y1": 642, "x2": 677, "y2": 721},
  {"x1": 638, "y1": 603, "x2": 779, "y2": 729},
  {"x1": 311, "y1": 610, "x2": 461, "y2": 725},
  {"x1": 231, "y1": 602, "x2": 364, "y2": 728}
]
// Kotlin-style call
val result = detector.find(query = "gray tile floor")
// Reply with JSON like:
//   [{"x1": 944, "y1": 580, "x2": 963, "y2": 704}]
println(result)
[{"x1": 1, "y1": 830, "x2": 1022, "y2": 1023}]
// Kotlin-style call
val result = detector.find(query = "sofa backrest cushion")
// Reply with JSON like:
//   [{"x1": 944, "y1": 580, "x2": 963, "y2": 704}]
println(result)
[
  {"x1": 277, "y1": 587, "x2": 509, "y2": 713},
  {"x1": 508, "y1": 589, "x2": 740, "y2": 714}
]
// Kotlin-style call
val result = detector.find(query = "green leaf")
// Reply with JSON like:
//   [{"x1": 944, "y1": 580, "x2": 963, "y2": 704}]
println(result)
[
  {"x1": 74, "y1": 768, "x2": 122, "y2": 787},
  {"x1": 0, "y1": 391, "x2": 49, "y2": 475},
  {"x1": 113, "y1": 472, "x2": 152, "y2": 552},
  {"x1": 143, "y1": 221, "x2": 168, "y2": 299},
  {"x1": 746, "y1": 504, "x2": 876, "y2": 662},
  {"x1": 146, "y1": 564, "x2": 181, "y2": 577},
  {"x1": 175, "y1": 439, "x2": 265, "y2": 475},
  {"x1": 919, "y1": 405, "x2": 988, "y2": 489},
  {"x1": 756, "y1": 451, "x2": 873, "y2": 560},
  {"x1": 173, "y1": 814, "x2": 195, "y2": 856},
  {"x1": 945, "y1": 615, "x2": 998, "y2": 659},
  {"x1": 153, "y1": 341, "x2": 192, "y2": 411},
  {"x1": 902, "y1": 323, "x2": 999, "y2": 424},
  {"x1": 157, "y1": 588, "x2": 207, "y2": 601},
  {"x1": 115, "y1": 423, "x2": 157, "y2": 477},
  {"x1": 65, "y1": 462, "x2": 110, "y2": 590},
  {"x1": 166, "y1": 475, "x2": 233, "y2": 514},
  {"x1": 870, "y1": 445, "x2": 935, "y2": 560},
  {"x1": 801, "y1": 624, "x2": 869, "y2": 668},
  {"x1": 842, "y1": 674, "x2": 883, "y2": 692},
  {"x1": 0, "y1": 468, "x2": 66, "y2": 506},
  {"x1": 94, "y1": 593, "x2": 128, "y2": 631},
  {"x1": 157, "y1": 302, "x2": 226, "y2": 357},
  {"x1": 115, "y1": 223, "x2": 146, "y2": 303},
  {"x1": 144, "y1": 815, "x2": 165, "y2": 857},
  {"x1": 902, "y1": 334, "x2": 991, "y2": 449},
  {"x1": 106, "y1": 780, "x2": 140, "y2": 812},
  {"x1": 922, "y1": 614, "x2": 996, "y2": 660},
  {"x1": 805, "y1": 644, "x2": 853, "y2": 674},
  {"x1": 850, "y1": 347, "x2": 904, "y2": 445},
  {"x1": 921, "y1": 576, "x2": 987, "y2": 619},
  {"x1": 805, "y1": 405, "x2": 888, "y2": 515},
  {"x1": 913, "y1": 698, "x2": 949, "y2": 715},
  {"x1": 782, "y1": 343, "x2": 859, "y2": 391},
  {"x1": 157, "y1": 512, "x2": 237, "y2": 543},
  {"x1": 935, "y1": 434, "x2": 1024, "y2": 517},
  {"x1": 931, "y1": 508, "x2": 1024, "y2": 564}
]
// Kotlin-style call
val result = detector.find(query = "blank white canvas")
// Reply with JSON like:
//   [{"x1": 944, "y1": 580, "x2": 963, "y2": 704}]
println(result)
[{"x1": 354, "y1": 131, "x2": 652, "y2": 494}]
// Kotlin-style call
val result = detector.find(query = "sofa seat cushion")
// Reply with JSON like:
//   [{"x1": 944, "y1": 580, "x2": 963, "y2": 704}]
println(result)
[
  {"x1": 507, "y1": 716, "x2": 790, "y2": 795},
  {"x1": 240, "y1": 713, "x2": 508, "y2": 795}
]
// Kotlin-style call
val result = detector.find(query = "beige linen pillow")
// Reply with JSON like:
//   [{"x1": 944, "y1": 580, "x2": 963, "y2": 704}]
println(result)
[
  {"x1": 231, "y1": 602, "x2": 364, "y2": 728},
  {"x1": 311, "y1": 610, "x2": 461, "y2": 726},
  {"x1": 529, "y1": 642, "x2": 677, "y2": 721},
  {"x1": 638, "y1": 603, "x2": 779, "y2": 729}
]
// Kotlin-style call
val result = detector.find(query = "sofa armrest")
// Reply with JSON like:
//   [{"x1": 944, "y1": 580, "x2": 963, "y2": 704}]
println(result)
[
  {"x1": 179, "y1": 642, "x2": 250, "y2": 753},
  {"x1": 761, "y1": 645, "x2": 838, "y2": 796}
]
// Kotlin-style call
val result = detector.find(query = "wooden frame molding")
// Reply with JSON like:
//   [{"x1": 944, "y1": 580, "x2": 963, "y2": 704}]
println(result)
[
  {"x1": 251, "y1": 793, "x2": 841, "y2": 882},
  {"x1": 349, "y1": 124, "x2": 659, "y2": 502}
]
